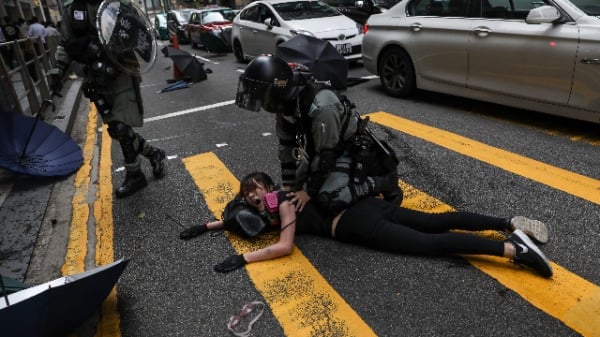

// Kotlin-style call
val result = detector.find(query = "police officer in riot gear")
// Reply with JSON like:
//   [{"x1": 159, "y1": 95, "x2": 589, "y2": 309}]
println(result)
[
  {"x1": 50, "y1": 0, "x2": 165, "y2": 198},
  {"x1": 236, "y1": 54, "x2": 402, "y2": 213}
]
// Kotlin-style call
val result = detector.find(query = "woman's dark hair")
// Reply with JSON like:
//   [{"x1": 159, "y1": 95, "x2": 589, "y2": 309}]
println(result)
[{"x1": 239, "y1": 172, "x2": 275, "y2": 196}]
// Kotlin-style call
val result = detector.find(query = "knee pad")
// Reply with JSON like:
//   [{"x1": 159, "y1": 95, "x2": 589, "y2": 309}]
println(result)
[{"x1": 107, "y1": 122, "x2": 133, "y2": 141}]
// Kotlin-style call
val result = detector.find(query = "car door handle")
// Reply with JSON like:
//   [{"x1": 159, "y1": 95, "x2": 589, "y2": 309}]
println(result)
[
  {"x1": 581, "y1": 58, "x2": 600, "y2": 64},
  {"x1": 409, "y1": 23, "x2": 422, "y2": 32},
  {"x1": 473, "y1": 27, "x2": 491, "y2": 38}
]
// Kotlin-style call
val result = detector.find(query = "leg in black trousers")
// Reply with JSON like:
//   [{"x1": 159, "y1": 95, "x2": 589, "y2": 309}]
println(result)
[{"x1": 335, "y1": 197, "x2": 508, "y2": 256}]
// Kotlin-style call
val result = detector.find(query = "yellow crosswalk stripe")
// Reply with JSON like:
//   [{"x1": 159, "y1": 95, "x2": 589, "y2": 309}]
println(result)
[
  {"x1": 399, "y1": 182, "x2": 600, "y2": 337},
  {"x1": 183, "y1": 152, "x2": 378, "y2": 337},
  {"x1": 367, "y1": 112, "x2": 600, "y2": 205},
  {"x1": 184, "y1": 152, "x2": 599, "y2": 337}
]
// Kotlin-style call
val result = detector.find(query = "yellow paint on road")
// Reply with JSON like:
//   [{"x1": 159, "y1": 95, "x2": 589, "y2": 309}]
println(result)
[
  {"x1": 61, "y1": 104, "x2": 97, "y2": 276},
  {"x1": 62, "y1": 105, "x2": 121, "y2": 337},
  {"x1": 367, "y1": 112, "x2": 600, "y2": 205},
  {"x1": 183, "y1": 152, "x2": 378, "y2": 337},
  {"x1": 94, "y1": 124, "x2": 122, "y2": 337},
  {"x1": 184, "y1": 152, "x2": 599, "y2": 337},
  {"x1": 399, "y1": 180, "x2": 600, "y2": 337}
]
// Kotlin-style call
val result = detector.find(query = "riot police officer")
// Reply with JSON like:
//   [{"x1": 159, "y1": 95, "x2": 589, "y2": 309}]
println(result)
[
  {"x1": 235, "y1": 54, "x2": 402, "y2": 213},
  {"x1": 50, "y1": 0, "x2": 165, "y2": 198}
]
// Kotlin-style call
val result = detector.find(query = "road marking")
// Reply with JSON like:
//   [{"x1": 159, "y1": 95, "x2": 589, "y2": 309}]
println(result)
[
  {"x1": 143, "y1": 100, "x2": 235, "y2": 123},
  {"x1": 193, "y1": 54, "x2": 219, "y2": 65},
  {"x1": 94, "y1": 124, "x2": 122, "y2": 337},
  {"x1": 367, "y1": 112, "x2": 600, "y2": 205},
  {"x1": 398, "y1": 180, "x2": 600, "y2": 337},
  {"x1": 184, "y1": 152, "x2": 599, "y2": 336},
  {"x1": 62, "y1": 104, "x2": 97, "y2": 276},
  {"x1": 63, "y1": 104, "x2": 121, "y2": 336},
  {"x1": 183, "y1": 152, "x2": 378, "y2": 337}
]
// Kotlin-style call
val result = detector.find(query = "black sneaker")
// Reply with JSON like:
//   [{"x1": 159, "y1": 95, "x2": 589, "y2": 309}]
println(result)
[
  {"x1": 508, "y1": 229, "x2": 553, "y2": 278},
  {"x1": 116, "y1": 172, "x2": 148, "y2": 198},
  {"x1": 510, "y1": 216, "x2": 548, "y2": 244},
  {"x1": 147, "y1": 148, "x2": 166, "y2": 178}
]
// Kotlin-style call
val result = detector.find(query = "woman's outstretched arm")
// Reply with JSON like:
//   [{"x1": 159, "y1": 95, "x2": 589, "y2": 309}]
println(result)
[{"x1": 214, "y1": 201, "x2": 297, "y2": 272}]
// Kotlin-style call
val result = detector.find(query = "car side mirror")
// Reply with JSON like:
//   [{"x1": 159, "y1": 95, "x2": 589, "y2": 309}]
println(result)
[{"x1": 526, "y1": 5, "x2": 560, "y2": 24}]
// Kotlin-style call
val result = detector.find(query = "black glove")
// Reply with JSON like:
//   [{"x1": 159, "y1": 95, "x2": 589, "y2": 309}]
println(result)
[
  {"x1": 214, "y1": 254, "x2": 246, "y2": 273},
  {"x1": 179, "y1": 224, "x2": 208, "y2": 240},
  {"x1": 49, "y1": 67, "x2": 64, "y2": 94}
]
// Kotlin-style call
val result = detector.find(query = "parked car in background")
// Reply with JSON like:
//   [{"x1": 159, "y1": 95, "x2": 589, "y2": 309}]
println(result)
[
  {"x1": 154, "y1": 13, "x2": 169, "y2": 40},
  {"x1": 167, "y1": 9, "x2": 197, "y2": 44},
  {"x1": 321, "y1": 0, "x2": 382, "y2": 24},
  {"x1": 186, "y1": 6, "x2": 236, "y2": 52},
  {"x1": 231, "y1": 0, "x2": 363, "y2": 63},
  {"x1": 362, "y1": 0, "x2": 600, "y2": 124}
]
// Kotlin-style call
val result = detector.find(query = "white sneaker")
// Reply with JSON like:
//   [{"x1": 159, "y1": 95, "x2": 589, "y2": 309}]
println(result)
[{"x1": 510, "y1": 216, "x2": 548, "y2": 244}]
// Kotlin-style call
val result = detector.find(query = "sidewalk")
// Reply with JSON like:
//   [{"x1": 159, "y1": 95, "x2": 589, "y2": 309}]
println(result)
[{"x1": 0, "y1": 78, "x2": 84, "y2": 284}]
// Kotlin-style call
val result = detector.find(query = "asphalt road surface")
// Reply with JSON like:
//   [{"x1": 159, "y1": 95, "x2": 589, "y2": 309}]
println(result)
[{"x1": 26, "y1": 39, "x2": 600, "y2": 337}]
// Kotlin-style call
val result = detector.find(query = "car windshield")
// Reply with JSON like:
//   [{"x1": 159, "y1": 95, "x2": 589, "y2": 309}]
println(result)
[
  {"x1": 176, "y1": 11, "x2": 192, "y2": 23},
  {"x1": 570, "y1": 0, "x2": 600, "y2": 16},
  {"x1": 272, "y1": 1, "x2": 342, "y2": 20},
  {"x1": 203, "y1": 9, "x2": 235, "y2": 23}
]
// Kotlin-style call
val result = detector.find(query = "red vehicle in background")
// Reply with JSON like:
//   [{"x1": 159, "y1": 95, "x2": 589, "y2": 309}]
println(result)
[{"x1": 185, "y1": 6, "x2": 237, "y2": 53}]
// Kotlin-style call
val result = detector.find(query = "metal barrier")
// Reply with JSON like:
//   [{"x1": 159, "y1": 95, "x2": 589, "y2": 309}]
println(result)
[{"x1": 0, "y1": 35, "x2": 60, "y2": 118}]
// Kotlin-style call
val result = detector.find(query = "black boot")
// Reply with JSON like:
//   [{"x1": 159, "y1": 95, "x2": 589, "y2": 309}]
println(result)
[
  {"x1": 375, "y1": 172, "x2": 404, "y2": 205},
  {"x1": 147, "y1": 148, "x2": 166, "y2": 178},
  {"x1": 115, "y1": 171, "x2": 148, "y2": 198}
]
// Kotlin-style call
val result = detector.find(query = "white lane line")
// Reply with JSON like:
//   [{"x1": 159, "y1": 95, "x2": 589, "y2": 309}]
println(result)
[
  {"x1": 194, "y1": 54, "x2": 219, "y2": 65},
  {"x1": 144, "y1": 100, "x2": 235, "y2": 123}
]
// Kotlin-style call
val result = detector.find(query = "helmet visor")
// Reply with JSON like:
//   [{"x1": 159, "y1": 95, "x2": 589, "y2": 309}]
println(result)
[{"x1": 235, "y1": 75, "x2": 267, "y2": 112}]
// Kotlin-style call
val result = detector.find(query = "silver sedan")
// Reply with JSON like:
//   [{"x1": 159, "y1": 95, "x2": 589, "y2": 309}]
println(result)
[
  {"x1": 362, "y1": 0, "x2": 600, "y2": 123},
  {"x1": 232, "y1": 0, "x2": 364, "y2": 62}
]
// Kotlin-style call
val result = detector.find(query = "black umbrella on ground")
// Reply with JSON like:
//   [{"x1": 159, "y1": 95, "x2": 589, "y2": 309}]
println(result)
[
  {"x1": 0, "y1": 259, "x2": 129, "y2": 337},
  {"x1": 276, "y1": 34, "x2": 348, "y2": 90},
  {"x1": 0, "y1": 111, "x2": 83, "y2": 176},
  {"x1": 201, "y1": 29, "x2": 232, "y2": 54},
  {"x1": 161, "y1": 45, "x2": 207, "y2": 82}
]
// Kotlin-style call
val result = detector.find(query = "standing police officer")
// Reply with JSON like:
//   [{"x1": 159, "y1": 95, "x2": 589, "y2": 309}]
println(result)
[
  {"x1": 50, "y1": 0, "x2": 165, "y2": 198},
  {"x1": 236, "y1": 55, "x2": 402, "y2": 213}
]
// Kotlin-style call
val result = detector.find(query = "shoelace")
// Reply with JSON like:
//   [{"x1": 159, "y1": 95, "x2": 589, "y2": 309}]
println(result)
[{"x1": 227, "y1": 301, "x2": 265, "y2": 337}]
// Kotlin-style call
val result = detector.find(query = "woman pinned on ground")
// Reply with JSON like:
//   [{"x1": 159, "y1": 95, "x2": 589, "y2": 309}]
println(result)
[{"x1": 179, "y1": 172, "x2": 552, "y2": 278}]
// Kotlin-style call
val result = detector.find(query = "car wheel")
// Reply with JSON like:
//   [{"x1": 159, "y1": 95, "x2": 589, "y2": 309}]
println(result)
[
  {"x1": 378, "y1": 47, "x2": 415, "y2": 98},
  {"x1": 233, "y1": 40, "x2": 245, "y2": 63}
]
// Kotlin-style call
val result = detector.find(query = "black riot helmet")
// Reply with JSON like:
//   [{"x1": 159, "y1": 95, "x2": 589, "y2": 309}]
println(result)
[{"x1": 236, "y1": 54, "x2": 300, "y2": 114}]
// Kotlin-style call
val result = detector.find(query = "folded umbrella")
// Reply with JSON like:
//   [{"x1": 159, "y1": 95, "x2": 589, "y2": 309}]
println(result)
[
  {"x1": 160, "y1": 80, "x2": 190, "y2": 93},
  {"x1": 0, "y1": 258, "x2": 129, "y2": 337},
  {"x1": 0, "y1": 111, "x2": 83, "y2": 176},
  {"x1": 161, "y1": 46, "x2": 207, "y2": 82},
  {"x1": 276, "y1": 34, "x2": 348, "y2": 90}
]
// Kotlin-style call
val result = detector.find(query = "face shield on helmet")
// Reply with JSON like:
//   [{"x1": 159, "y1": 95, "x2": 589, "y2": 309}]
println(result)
[{"x1": 235, "y1": 55, "x2": 296, "y2": 114}]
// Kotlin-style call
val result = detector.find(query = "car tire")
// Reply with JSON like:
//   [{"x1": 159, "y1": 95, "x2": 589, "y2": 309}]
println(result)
[
  {"x1": 233, "y1": 39, "x2": 245, "y2": 63},
  {"x1": 378, "y1": 47, "x2": 415, "y2": 98}
]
